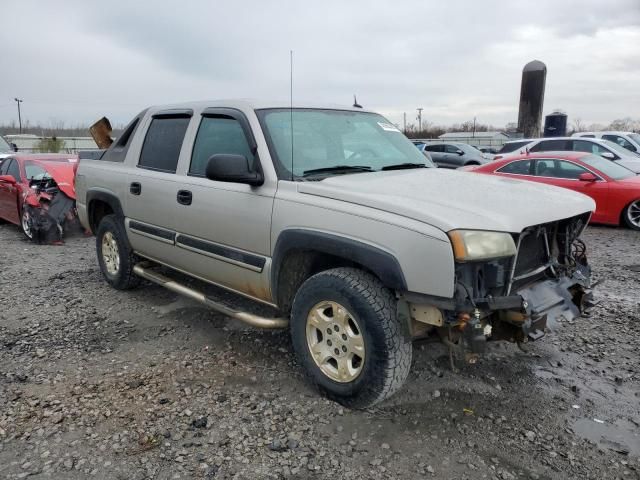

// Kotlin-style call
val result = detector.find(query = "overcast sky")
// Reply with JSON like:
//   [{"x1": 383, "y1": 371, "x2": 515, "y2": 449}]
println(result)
[{"x1": 1, "y1": 0, "x2": 639, "y2": 129}]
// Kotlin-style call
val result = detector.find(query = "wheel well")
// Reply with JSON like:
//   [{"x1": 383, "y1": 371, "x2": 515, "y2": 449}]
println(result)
[
  {"x1": 620, "y1": 198, "x2": 640, "y2": 226},
  {"x1": 465, "y1": 161, "x2": 480, "y2": 166},
  {"x1": 88, "y1": 200, "x2": 114, "y2": 233},
  {"x1": 275, "y1": 249, "x2": 378, "y2": 314}
]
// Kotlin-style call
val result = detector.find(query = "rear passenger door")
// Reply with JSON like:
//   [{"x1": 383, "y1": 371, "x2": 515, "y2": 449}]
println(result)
[{"x1": 124, "y1": 110, "x2": 192, "y2": 265}]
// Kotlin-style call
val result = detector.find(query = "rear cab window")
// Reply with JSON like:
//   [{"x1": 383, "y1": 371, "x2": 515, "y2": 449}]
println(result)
[{"x1": 138, "y1": 114, "x2": 191, "y2": 173}]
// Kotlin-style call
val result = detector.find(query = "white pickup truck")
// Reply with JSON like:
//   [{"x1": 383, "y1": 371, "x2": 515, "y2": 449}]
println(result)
[{"x1": 75, "y1": 100, "x2": 595, "y2": 407}]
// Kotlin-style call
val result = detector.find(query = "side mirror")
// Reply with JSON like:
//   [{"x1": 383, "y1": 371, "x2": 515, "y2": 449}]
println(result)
[
  {"x1": 578, "y1": 172, "x2": 597, "y2": 182},
  {"x1": 456, "y1": 149, "x2": 464, "y2": 156},
  {"x1": 205, "y1": 154, "x2": 263, "y2": 186},
  {"x1": 0, "y1": 174, "x2": 17, "y2": 185},
  {"x1": 601, "y1": 152, "x2": 616, "y2": 160}
]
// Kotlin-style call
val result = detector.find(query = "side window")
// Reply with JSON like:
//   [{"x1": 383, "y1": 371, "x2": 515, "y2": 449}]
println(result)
[
  {"x1": 602, "y1": 135, "x2": 635, "y2": 151},
  {"x1": 424, "y1": 144, "x2": 444, "y2": 152},
  {"x1": 190, "y1": 116, "x2": 254, "y2": 176},
  {"x1": 572, "y1": 140, "x2": 609, "y2": 155},
  {"x1": 138, "y1": 116, "x2": 190, "y2": 173},
  {"x1": 7, "y1": 159, "x2": 21, "y2": 181},
  {"x1": 529, "y1": 139, "x2": 569, "y2": 152},
  {"x1": 497, "y1": 160, "x2": 532, "y2": 175},
  {"x1": 444, "y1": 144, "x2": 460, "y2": 154},
  {"x1": 535, "y1": 159, "x2": 588, "y2": 179},
  {"x1": 0, "y1": 158, "x2": 10, "y2": 175}
]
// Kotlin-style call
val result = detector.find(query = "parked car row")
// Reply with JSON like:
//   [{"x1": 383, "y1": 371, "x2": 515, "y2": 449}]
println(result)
[
  {"x1": 412, "y1": 133, "x2": 640, "y2": 231},
  {"x1": 461, "y1": 151, "x2": 640, "y2": 230}
]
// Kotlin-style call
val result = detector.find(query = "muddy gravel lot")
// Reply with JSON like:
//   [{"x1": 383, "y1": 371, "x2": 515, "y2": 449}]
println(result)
[{"x1": 0, "y1": 223, "x2": 638, "y2": 480}]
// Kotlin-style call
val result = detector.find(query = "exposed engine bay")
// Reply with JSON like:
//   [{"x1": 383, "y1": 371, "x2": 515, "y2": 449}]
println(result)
[
  {"x1": 23, "y1": 175, "x2": 79, "y2": 244},
  {"x1": 401, "y1": 213, "x2": 593, "y2": 366}
]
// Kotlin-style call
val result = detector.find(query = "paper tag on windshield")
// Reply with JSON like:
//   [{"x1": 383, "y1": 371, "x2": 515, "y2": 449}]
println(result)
[{"x1": 377, "y1": 122, "x2": 401, "y2": 132}]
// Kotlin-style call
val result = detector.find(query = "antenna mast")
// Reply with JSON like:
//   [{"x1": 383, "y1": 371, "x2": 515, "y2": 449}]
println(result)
[{"x1": 290, "y1": 50, "x2": 294, "y2": 180}]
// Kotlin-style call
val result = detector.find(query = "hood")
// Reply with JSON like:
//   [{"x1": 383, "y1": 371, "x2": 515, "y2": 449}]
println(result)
[
  {"x1": 297, "y1": 169, "x2": 595, "y2": 233},
  {"x1": 617, "y1": 159, "x2": 640, "y2": 174},
  {"x1": 35, "y1": 160, "x2": 77, "y2": 199}
]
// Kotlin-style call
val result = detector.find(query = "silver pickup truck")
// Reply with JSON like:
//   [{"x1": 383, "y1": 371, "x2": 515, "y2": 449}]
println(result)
[{"x1": 75, "y1": 100, "x2": 595, "y2": 407}]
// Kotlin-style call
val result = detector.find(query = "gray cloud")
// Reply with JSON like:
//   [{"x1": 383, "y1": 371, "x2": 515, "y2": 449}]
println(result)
[{"x1": 1, "y1": 0, "x2": 638, "y2": 129}]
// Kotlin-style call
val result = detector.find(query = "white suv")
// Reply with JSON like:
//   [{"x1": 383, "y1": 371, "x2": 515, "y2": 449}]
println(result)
[{"x1": 572, "y1": 131, "x2": 640, "y2": 155}]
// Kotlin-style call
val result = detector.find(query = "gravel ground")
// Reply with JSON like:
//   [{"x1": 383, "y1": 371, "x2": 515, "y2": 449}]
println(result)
[{"x1": 0, "y1": 223, "x2": 638, "y2": 480}]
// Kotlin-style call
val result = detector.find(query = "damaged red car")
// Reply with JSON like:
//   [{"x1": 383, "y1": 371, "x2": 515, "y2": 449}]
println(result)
[{"x1": 0, "y1": 154, "x2": 80, "y2": 243}]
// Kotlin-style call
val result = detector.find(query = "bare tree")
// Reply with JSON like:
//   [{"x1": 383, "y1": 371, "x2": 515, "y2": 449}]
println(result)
[{"x1": 572, "y1": 118, "x2": 585, "y2": 133}]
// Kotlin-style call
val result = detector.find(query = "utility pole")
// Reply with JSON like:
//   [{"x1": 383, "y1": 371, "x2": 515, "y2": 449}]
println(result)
[
  {"x1": 416, "y1": 108, "x2": 423, "y2": 133},
  {"x1": 472, "y1": 116, "x2": 476, "y2": 138},
  {"x1": 14, "y1": 98, "x2": 23, "y2": 133},
  {"x1": 403, "y1": 112, "x2": 406, "y2": 133}
]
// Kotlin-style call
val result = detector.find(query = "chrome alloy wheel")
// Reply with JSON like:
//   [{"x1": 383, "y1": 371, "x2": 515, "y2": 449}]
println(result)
[
  {"x1": 101, "y1": 231, "x2": 120, "y2": 275},
  {"x1": 21, "y1": 208, "x2": 33, "y2": 239},
  {"x1": 306, "y1": 301, "x2": 365, "y2": 383},
  {"x1": 627, "y1": 200, "x2": 640, "y2": 229}
]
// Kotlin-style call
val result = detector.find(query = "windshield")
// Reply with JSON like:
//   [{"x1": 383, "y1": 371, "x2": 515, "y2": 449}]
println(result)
[
  {"x1": 581, "y1": 154, "x2": 635, "y2": 180},
  {"x1": 629, "y1": 133, "x2": 640, "y2": 145},
  {"x1": 600, "y1": 139, "x2": 633, "y2": 157},
  {"x1": 24, "y1": 162, "x2": 52, "y2": 181},
  {"x1": 257, "y1": 109, "x2": 435, "y2": 179},
  {"x1": 0, "y1": 136, "x2": 12, "y2": 153},
  {"x1": 498, "y1": 141, "x2": 530, "y2": 154}
]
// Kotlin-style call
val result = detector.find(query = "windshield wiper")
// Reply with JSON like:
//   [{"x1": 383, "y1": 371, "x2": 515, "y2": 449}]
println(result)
[
  {"x1": 302, "y1": 165, "x2": 373, "y2": 177},
  {"x1": 381, "y1": 162, "x2": 427, "y2": 171}
]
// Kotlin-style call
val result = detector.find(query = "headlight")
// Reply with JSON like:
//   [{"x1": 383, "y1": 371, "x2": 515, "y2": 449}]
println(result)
[{"x1": 448, "y1": 230, "x2": 516, "y2": 262}]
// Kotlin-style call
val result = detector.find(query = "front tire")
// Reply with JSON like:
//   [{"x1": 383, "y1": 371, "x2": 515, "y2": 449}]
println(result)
[
  {"x1": 96, "y1": 214, "x2": 140, "y2": 290},
  {"x1": 20, "y1": 204, "x2": 34, "y2": 240},
  {"x1": 290, "y1": 268, "x2": 412, "y2": 408},
  {"x1": 623, "y1": 200, "x2": 640, "y2": 231}
]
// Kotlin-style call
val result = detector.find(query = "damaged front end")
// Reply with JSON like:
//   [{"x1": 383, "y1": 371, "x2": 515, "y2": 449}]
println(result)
[
  {"x1": 23, "y1": 176, "x2": 79, "y2": 244},
  {"x1": 401, "y1": 213, "x2": 593, "y2": 365}
]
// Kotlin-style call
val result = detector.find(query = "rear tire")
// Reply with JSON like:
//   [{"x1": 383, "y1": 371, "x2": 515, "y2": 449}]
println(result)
[
  {"x1": 623, "y1": 200, "x2": 640, "y2": 231},
  {"x1": 290, "y1": 267, "x2": 412, "y2": 408},
  {"x1": 96, "y1": 214, "x2": 140, "y2": 290}
]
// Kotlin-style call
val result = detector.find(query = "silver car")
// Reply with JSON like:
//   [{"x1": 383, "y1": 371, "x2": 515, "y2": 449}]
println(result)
[{"x1": 422, "y1": 141, "x2": 490, "y2": 169}]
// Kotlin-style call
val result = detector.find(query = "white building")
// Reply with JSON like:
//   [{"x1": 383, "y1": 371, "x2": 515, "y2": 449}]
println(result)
[
  {"x1": 5, "y1": 134, "x2": 98, "y2": 153},
  {"x1": 437, "y1": 131, "x2": 510, "y2": 147}
]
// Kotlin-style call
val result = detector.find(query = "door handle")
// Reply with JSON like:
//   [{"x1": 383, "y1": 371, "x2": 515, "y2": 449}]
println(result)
[
  {"x1": 177, "y1": 190, "x2": 192, "y2": 205},
  {"x1": 130, "y1": 182, "x2": 141, "y2": 195}
]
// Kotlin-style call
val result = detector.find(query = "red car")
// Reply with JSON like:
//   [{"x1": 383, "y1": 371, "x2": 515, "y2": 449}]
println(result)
[
  {"x1": 462, "y1": 151, "x2": 640, "y2": 230},
  {"x1": 0, "y1": 154, "x2": 80, "y2": 242}
]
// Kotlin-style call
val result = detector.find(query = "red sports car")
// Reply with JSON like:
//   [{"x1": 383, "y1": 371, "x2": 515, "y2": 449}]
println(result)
[
  {"x1": 0, "y1": 154, "x2": 80, "y2": 242},
  {"x1": 461, "y1": 151, "x2": 640, "y2": 230}
]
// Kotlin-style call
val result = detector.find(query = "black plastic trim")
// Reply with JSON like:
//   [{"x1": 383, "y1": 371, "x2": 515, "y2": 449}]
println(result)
[
  {"x1": 129, "y1": 221, "x2": 176, "y2": 242},
  {"x1": 271, "y1": 229, "x2": 407, "y2": 294},
  {"x1": 176, "y1": 234, "x2": 266, "y2": 271},
  {"x1": 86, "y1": 190, "x2": 125, "y2": 231},
  {"x1": 153, "y1": 109, "x2": 194, "y2": 118}
]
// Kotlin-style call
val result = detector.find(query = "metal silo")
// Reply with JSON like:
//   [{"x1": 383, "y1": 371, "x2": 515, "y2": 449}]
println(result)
[
  {"x1": 544, "y1": 111, "x2": 568, "y2": 137},
  {"x1": 517, "y1": 60, "x2": 547, "y2": 138}
]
